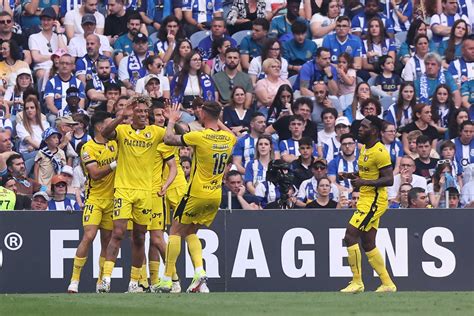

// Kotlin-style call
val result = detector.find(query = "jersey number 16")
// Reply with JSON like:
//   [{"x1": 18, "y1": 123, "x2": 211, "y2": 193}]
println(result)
[{"x1": 212, "y1": 153, "x2": 228, "y2": 175}]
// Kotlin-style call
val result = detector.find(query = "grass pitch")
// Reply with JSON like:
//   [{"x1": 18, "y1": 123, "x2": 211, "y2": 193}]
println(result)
[{"x1": 0, "y1": 292, "x2": 472, "y2": 316}]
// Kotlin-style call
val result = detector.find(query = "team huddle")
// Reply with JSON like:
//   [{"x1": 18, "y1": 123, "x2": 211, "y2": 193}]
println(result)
[
  {"x1": 67, "y1": 96, "x2": 235, "y2": 293},
  {"x1": 65, "y1": 94, "x2": 395, "y2": 294}
]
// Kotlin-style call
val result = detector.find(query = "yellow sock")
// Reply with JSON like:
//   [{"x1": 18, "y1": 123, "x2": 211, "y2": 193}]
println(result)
[
  {"x1": 130, "y1": 266, "x2": 141, "y2": 283},
  {"x1": 366, "y1": 247, "x2": 393, "y2": 285},
  {"x1": 149, "y1": 261, "x2": 160, "y2": 285},
  {"x1": 71, "y1": 256, "x2": 87, "y2": 282},
  {"x1": 139, "y1": 264, "x2": 149, "y2": 287},
  {"x1": 347, "y1": 244, "x2": 362, "y2": 283},
  {"x1": 97, "y1": 256, "x2": 105, "y2": 285},
  {"x1": 102, "y1": 261, "x2": 115, "y2": 279},
  {"x1": 164, "y1": 235, "x2": 181, "y2": 278},
  {"x1": 186, "y1": 234, "x2": 203, "y2": 270}
]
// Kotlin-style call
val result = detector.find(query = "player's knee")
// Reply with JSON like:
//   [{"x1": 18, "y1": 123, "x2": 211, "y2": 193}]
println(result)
[
  {"x1": 132, "y1": 231, "x2": 146, "y2": 246},
  {"x1": 343, "y1": 233, "x2": 357, "y2": 247},
  {"x1": 361, "y1": 241, "x2": 375, "y2": 252}
]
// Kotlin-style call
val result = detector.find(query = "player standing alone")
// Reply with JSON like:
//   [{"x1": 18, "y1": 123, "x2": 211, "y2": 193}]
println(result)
[
  {"x1": 157, "y1": 101, "x2": 236, "y2": 293},
  {"x1": 340, "y1": 115, "x2": 397, "y2": 293}
]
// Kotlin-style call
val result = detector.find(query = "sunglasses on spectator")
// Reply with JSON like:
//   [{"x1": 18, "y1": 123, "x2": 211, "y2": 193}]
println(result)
[
  {"x1": 437, "y1": 159, "x2": 451, "y2": 165},
  {"x1": 0, "y1": 19, "x2": 11, "y2": 24}
]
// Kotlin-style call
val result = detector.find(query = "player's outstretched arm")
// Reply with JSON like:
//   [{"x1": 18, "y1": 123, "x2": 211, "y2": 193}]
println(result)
[
  {"x1": 164, "y1": 103, "x2": 185, "y2": 146},
  {"x1": 86, "y1": 161, "x2": 116, "y2": 181}
]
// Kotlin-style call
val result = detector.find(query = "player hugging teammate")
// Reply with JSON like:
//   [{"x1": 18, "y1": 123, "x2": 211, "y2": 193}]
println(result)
[{"x1": 67, "y1": 96, "x2": 235, "y2": 294}]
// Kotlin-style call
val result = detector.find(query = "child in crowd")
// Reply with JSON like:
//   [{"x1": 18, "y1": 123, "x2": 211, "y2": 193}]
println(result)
[
  {"x1": 372, "y1": 55, "x2": 401, "y2": 98},
  {"x1": 34, "y1": 127, "x2": 66, "y2": 187},
  {"x1": 70, "y1": 113, "x2": 91, "y2": 152},
  {"x1": 439, "y1": 140, "x2": 463, "y2": 187},
  {"x1": 336, "y1": 53, "x2": 357, "y2": 111},
  {"x1": 317, "y1": 108, "x2": 337, "y2": 158}
]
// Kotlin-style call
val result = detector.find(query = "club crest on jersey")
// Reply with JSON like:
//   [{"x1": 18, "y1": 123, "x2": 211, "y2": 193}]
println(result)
[
  {"x1": 109, "y1": 145, "x2": 115, "y2": 152},
  {"x1": 364, "y1": 155, "x2": 368, "y2": 162},
  {"x1": 145, "y1": 132, "x2": 151, "y2": 138},
  {"x1": 82, "y1": 151, "x2": 90, "y2": 160}
]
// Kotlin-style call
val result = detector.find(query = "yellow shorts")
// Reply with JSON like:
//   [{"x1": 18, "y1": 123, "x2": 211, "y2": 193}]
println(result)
[
  {"x1": 174, "y1": 195, "x2": 221, "y2": 227},
  {"x1": 82, "y1": 197, "x2": 113, "y2": 230},
  {"x1": 149, "y1": 193, "x2": 166, "y2": 231},
  {"x1": 165, "y1": 186, "x2": 186, "y2": 225},
  {"x1": 113, "y1": 188, "x2": 152, "y2": 226},
  {"x1": 349, "y1": 205, "x2": 387, "y2": 232}
]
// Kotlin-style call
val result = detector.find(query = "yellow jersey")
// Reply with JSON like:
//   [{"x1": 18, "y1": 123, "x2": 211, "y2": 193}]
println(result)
[
  {"x1": 163, "y1": 146, "x2": 187, "y2": 190},
  {"x1": 0, "y1": 187, "x2": 16, "y2": 210},
  {"x1": 356, "y1": 142, "x2": 392, "y2": 213},
  {"x1": 152, "y1": 143, "x2": 175, "y2": 192},
  {"x1": 183, "y1": 128, "x2": 236, "y2": 199},
  {"x1": 81, "y1": 139, "x2": 118, "y2": 200},
  {"x1": 114, "y1": 124, "x2": 165, "y2": 190}
]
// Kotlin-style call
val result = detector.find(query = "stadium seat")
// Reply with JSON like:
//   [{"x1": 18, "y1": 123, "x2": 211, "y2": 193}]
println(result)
[
  {"x1": 288, "y1": 75, "x2": 298, "y2": 87},
  {"x1": 190, "y1": 30, "x2": 210, "y2": 48},
  {"x1": 380, "y1": 96, "x2": 396, "y2": 111},
  {"x1": 367, "y1": 77, "x2": 376, "y2": 87},
  {"x1": 395, "y1": 31, "x2": 408, "y2": 49},
  {"x1": 149, "y1": 32, "x2": 159, "y2": 47},
  {"x1": 232, "y1": 30, "x2": 252, "y2": 47}
]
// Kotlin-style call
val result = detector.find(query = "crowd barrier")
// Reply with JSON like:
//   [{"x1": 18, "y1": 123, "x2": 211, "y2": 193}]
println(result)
[{"x1": 0, "y1": 209, "x2": 473, "y2": 293}]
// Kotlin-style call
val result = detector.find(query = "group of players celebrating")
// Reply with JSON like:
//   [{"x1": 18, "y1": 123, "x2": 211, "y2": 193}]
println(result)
[{"x1": 66, "y1": 96, "x2": 395, "y2": 294}]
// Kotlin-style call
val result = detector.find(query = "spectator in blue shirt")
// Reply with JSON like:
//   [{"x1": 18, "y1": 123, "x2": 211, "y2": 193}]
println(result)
[
  {"x1": 240, "y1": 18, "x2": 269, "y2": 71},
  {"x1": 283, "y1": 21, "x2": 318, "y2": 77},
  {"x1": 322, "y1": 16, "x2": 363, "y2": 70},
  {"x1": 293, "y1": 47, "x2": 339, "y2": 97},
  {"x1": 48, "y1": 174, "x2": 80, "y2": 211},
  {"x1": 197, "y1": 17, "x2": 237, "y2": 61},
  {"x1": 351, "y1": 0, "x2": 394, "y2": 38}
]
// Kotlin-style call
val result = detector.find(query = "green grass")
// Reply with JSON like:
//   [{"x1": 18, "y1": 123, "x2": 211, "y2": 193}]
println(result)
[{"x1": 0, "y1": 292, "x2": 472, "y2": 316}]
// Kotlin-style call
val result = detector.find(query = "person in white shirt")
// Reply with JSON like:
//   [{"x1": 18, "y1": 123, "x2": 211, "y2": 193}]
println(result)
[
  {"x1": 64, "y1": 0, "x2": 105, "y2": 40},
  {"x1": 134, "y1": 55, "x2": 170, "y2": 99},
  {"x1": 67, "y1": 14, "x2": 112, "y2": 58},
  {"x1": 388, "y1": 156, "x2": 429, "y2": 201}
]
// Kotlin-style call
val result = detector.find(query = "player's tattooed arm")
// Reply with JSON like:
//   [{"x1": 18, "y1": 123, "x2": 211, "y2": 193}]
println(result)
[
  {"x1": 353, "y1": 166, "x2": 394, "y2": 188},
  {"x1": 164, "y1": 102, "x2": 185, "y2": 146}
]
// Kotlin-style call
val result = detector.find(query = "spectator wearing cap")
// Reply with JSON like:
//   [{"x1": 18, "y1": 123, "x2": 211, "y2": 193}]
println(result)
[
  {"x1": 182, "y1": 0, "x2": 223, "y2": 37},
  {"x1": 34, "y1": 127, "x2": 66, "y2": 186},
  {"x1": 3, "y1": 68, "x2": 34, "y2": 122},
  {"x1": 296, "y1": 158, "x2": 340, "y2": 208},
  {"x1": 197, "y1": 17, "x2": 237, "y2": 61},
  {"x1": 0, "y1": 39, "x2": 30, "y2": 89},
  {"x1": 68, "y1": 15, "x2": 113, "y2": 59},
  {"x1": 55, "y1": 116, "x2": 79, "y2": 166},
  {"x1": 22, "y1": 1, "x2": 59, "y2": 32},
  {"x1": 58, "y1": 87, "x2": 88, "y2": 117},
  {"x1": 15, "y1": 95, "x2": 49, "y2": 174},
  {"x1": 134, "y1": 55, "x2": 171, "y2": 99},
  {"x1": 114, "y1": 13, "x2": 152, "y2": 66},
  {"x1": 44, "y1": 53, "x2": 86, "y2": 126},
  {"x1": 70, "y1": 113, "x2": 91, "y2": 153},
  {"x1": 28, "y1": 7, "x2": 67, "y2": 83},
  {"x1": 48, "y1": 174, "x2": 80, "y2": 211},
  {"x1": 141, "y1": 74, "x2": 162, "y2": 99},
  {"x1": 64, "y1": 0, "x2": 106, "y2": 40},
  {"x1": 85, "y1": 58, "x2": 122, "y2": 111},
  {"x1": 31, "y1": 191, "x2": 50, "y2": 210},
  {"x1": 60, "y1": 164, "x2": 83, "y2": 206},
  {"x1": 323, "y1": 116, "x2": 351, "y2": 161},
  {"x1": 0, "y1": 11, "x2": 32, "y2": 66},
  {"x1": 118, "y1": 32, "x2": 152, "y2": 92},
  {"x1": 6, "y1": 153, "x2": 43, "y2": 196},
  {"x1": 213, "y1": 47, "x2": 253, "y2": 107}
]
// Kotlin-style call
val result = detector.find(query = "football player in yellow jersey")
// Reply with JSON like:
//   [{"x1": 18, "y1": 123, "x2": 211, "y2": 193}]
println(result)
[
  {"x1": 67, "y1": 112, "x2": 117, "y2": 293},
  {"x1": 157, "y1": 101, "x2": 236, "y2": 293},
  {"x1": 339, "y1": 116, "x2": 397, "y2": 293},
  {"x1": 98, "y1": 96, "x2": 165, "y2": 293}
]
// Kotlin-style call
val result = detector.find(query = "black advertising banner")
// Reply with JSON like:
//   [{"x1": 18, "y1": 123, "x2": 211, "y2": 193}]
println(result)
[{"x1": 0, "y1": 209, "x2": 473, "y2": 293}]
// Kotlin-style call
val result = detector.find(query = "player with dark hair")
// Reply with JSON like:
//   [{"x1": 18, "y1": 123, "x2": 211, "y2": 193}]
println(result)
[
  {"x1": 157, "y1": 101, "x2": 236, "y2": 293},
  {"x1": 98, "y1": 96, "x2": 165, "y2": 293},
  {"x1": 339, "y1": 115, "x2": 396, "y2": 293},
  {"x1": 67, "y1": 111, "x2": 117, "y2": 293}
]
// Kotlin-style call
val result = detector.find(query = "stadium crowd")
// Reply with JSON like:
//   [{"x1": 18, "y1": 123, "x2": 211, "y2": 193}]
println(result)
[{"x1": 0, "y1": 0, "x2": 473, "y2": 211}]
